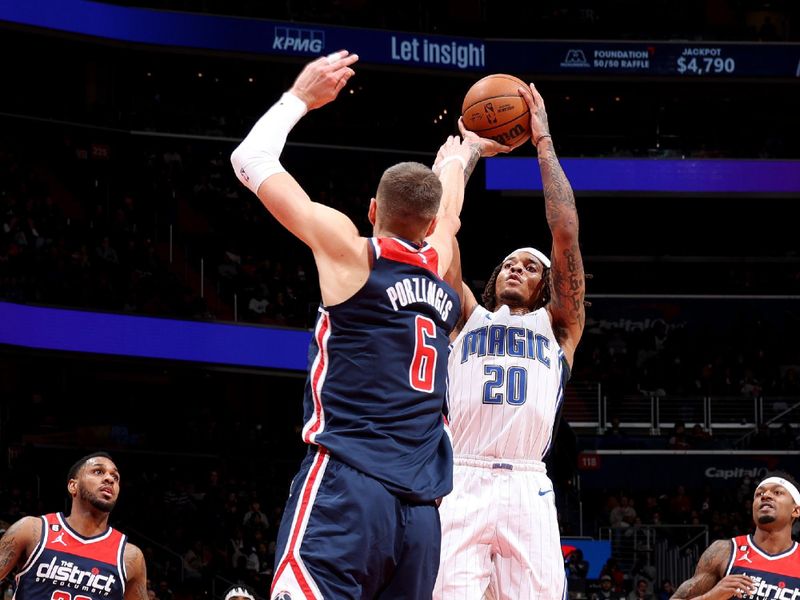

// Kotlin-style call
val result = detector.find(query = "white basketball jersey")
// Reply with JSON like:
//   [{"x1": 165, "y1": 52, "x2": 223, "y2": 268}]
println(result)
[{"x1": 447, "y1": 304, "x2": 568, "y2": 461}]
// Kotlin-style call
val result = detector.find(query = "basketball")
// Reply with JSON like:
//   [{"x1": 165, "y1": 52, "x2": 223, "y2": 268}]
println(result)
[{"x1": 461, "y1": 74, "x2": 531, "y2": 148}]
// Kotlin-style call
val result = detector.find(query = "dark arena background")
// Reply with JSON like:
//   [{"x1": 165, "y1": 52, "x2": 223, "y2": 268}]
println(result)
[{"x1": 1, "y1": 1, "x2": 800, "y2": 599}]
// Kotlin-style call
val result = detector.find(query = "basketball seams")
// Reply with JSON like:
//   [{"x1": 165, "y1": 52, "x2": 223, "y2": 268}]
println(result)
[
  {"x1": 463, "y1": 95, "x2": 528, "y2": 111},
  {"x1": 461, "y1": 73, "x2": 532, "y2": 146}
]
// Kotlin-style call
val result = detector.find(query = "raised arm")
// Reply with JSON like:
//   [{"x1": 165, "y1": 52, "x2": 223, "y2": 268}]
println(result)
[
  {"x1": 0, "y1": 516, "x2": 40, "y2": 580},
  {"x1": 123, "y1": 542, "x2": 148, "y2": 600},
  {"x1": 436, "y1": 121, "x2": 511, "y2": 323},
  {"x1": 519, "y1": 84, "x2": 585, "y2": 367},
  {"x1": 671, "y1": 540, "x2": 754, "y2": 600},
  {"x1": 426, "y1": 135, "x2": 478, "y2": 279},
  {"x1": 230, "y1": 51, "x2": 363, "y2": 305}
]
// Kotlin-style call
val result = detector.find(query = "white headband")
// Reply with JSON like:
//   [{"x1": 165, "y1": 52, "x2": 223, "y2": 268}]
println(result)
[
  {"x1": 224, "y1": 587, "x2": 255, "y2": 600},
  {"x1": 757, "y1": 477, "x2": 800, "y2": 505},
  {"x1": 503, "y1": 247, "x2": 551, "y2": 269}
]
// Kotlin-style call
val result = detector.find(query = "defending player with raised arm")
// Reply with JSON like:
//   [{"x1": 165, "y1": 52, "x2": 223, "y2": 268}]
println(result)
[
  {"x1": 671, "y1": 472, "x2": 800, "y2": 600},
  {"x1": 230, "y1": 52, "x2": 492, "y2": 599},
  {"x1": 434, "y1": 83, "x2": 585, "y2": 600},
  {"x1": 0, "y1": 452, "x2": 148, "y2": 600}
]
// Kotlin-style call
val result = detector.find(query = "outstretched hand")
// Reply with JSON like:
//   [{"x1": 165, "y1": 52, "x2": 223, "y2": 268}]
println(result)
[
  {"x1": 457, "y1": 118, "x2": 512, "y2": 157},
  {"x1": 518, "y1": 83, "x2": 551, "y2": 146},
  {"x1": 432, "y1": 135, "x2": 477, "y2": 177},
  {"x1": 290, "y1": 50, "x2": 359, "y2": 111}
]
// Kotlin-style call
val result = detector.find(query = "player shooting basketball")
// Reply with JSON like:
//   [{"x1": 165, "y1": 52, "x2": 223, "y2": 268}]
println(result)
[
  {"x1": 230, "y1": 51, "x2": 510, "y2": 599},
  {"x1": 434, "y1": 82, "x2": 585, "y2": 600}
]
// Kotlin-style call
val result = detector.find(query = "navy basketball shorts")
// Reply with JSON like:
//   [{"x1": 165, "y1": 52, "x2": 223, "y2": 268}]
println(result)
[{"x1": 270, "y1": 447, "x2": 442, "y2": 599}]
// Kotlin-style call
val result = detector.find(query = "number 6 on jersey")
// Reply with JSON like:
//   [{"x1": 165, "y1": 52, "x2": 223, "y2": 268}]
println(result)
[{"x1": 410, "y1": 315, "x2": 437, "y2": 392}]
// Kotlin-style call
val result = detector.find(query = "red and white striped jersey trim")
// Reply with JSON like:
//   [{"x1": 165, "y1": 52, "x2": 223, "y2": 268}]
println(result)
[
  {"x1": 302, "y1": 309, "x2": 331, "y2": 444},
  {"x1": 271, "y1": 448, "x2": 329, "y2": 600}
]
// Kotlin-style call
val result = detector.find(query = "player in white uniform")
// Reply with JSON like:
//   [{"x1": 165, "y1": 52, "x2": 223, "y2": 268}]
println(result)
[{"x1": 434, "y1": 83, "x2": 585, "y2": 600}]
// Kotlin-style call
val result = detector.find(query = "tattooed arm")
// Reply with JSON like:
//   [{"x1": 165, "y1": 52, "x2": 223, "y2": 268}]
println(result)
[
  {"x1": 0, "y1": 517, "x2": 40, "y2": 580},
  {"x1": 123, "y1": 542, "x2": 149, "y2": 600},
  {"x1": 518, "y1": 83, "x2": 585, "y2": 368},
  {"x1": 671, "y1": 540, "x2": 755, "y2": 600}
]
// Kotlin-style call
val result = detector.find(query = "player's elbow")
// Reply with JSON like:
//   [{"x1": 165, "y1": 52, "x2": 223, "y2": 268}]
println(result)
[
  {"x1": 230, "y1": 145, "x2": 246, "y2": 177},
  {"x1": 230, "y1": 144, "x2": 286, "y2": 195},
  {"x1": 550, "y1": 218, "x2": 579, "y2": 243},
  {"x1": 436, "y1": 214, "x2": 461, "y2": 237}
]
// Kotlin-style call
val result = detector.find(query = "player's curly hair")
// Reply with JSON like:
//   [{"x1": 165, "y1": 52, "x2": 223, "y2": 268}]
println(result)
[{"x1": 481, "y1": 260, "x2": 551, "y2": 312}]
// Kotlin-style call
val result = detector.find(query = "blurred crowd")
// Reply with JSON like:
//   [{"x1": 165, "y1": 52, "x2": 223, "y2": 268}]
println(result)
[{"x1": 3, "y1": 121, "x2": 799, "y2": 399}]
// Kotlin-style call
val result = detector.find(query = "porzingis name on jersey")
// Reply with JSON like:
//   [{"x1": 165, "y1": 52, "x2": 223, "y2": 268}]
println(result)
[
  {"x1": 460, "y1": 323, "x2": 552, "y2": 368},
  {"x1": 386, "y1": 276, "x2": 453, "y2": 321},
  {"x1": 35, "y1": 556, "x2": 116, "y2": 593},
  {"x1": 739, "y1": 574, "x2": 800, "y2": 600}
]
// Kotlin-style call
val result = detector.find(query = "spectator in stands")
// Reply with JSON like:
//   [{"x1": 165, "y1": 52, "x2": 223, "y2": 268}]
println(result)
[
  {"x1": 688, "y1": 423, "x2": 712, "y2": 449},
  {"x1": 669, "y1": 485, "x2": 693, "y2": 523},
  {"x1": 601, "y1": 558, "x2": 626, "y2": 593},
  {"x1": 630, "y1": 558, "x2": 657, "y2": 594},
  {"x1": 640, "y1": 495, "x2": 660, "y2": 523},
  {"x1": 627, "y1": 578, "x2": 654, "y2": 600},
  {"x1": 604, "y1": 416, "x2": 628, "y2": 447},
  {"x1": 611, "y1": 495, "x2": 638, "y2": 528},
  {"x1": 96, "y1": 235, "x2": 120, "y2": 264},
  {"x1": 667, "y1": 421, "x2": 691, "y2": 450},
  {"x1": 740, "y1": 367, "x2": 762, "y2": 398},
  {"x1": 592, "y1": 574, "x2": 624, "y2": 600},
  {"x1": 698, "y1": 485, "x2": 714, "y2": 521},
  {"x1": 657, "y1": 579, "x2": 674, "y2": 600},
  {"x1": 736, "y1": 476, "x2": 754, "y2": 504},
  {"x1": 566, "y1": 547, "x2": 590, "y2": 588},
  {"x1": 228, "y1": 527, "x2": 246, "y2": 568},
  {"x1": 182, "y1": 540, "x2": 206, "y2": 581},
  {"x1": 242, "y1": 500, "x2": 269, "y2": 530}
]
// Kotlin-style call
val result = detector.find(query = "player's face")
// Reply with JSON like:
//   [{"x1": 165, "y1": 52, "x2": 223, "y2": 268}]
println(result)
[
  {"x1": 495, "y1": 252, "x2": 546, "y2": 309},
  {"x1": 753, "y1": 482, "x2": 799, "y2": 528},
  {"x1": 72, "y1": 457, "x2": 120, "y2": 513}
]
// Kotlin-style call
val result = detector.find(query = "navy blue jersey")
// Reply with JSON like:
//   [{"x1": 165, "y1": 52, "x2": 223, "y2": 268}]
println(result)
[
  {"x1": 727, "y1": 534, "x2": 800, "y2": 600},
  {"x1": 14, "y1": 513, "x2": 127, "y2": 600},
  {"x1": 301, "y1": 237, "x2": 461, "y2": 503}
]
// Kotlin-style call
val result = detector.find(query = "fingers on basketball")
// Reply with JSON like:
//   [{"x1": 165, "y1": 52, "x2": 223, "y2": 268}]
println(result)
[
  {"x1": 461, "y1": 74, "x2": 532, "y2": 149},
  {"x1": 530, "y1": 84, "x2": 546, "y2": 109}
]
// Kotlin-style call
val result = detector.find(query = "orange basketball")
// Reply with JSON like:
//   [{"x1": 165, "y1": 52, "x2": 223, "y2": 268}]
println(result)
[{"x1": 461, "y1": 74, "x2": 531, "y2": 149}]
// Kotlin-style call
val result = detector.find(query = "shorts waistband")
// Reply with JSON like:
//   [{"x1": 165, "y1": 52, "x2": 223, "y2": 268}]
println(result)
[{"x1": 453, "y1": 455, "x2": 546, "y2": 472}]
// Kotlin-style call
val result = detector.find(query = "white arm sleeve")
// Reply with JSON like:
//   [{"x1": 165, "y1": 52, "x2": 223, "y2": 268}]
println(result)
[{"x1": 230, "y1": 92, "x2": 308, "y2": 195}]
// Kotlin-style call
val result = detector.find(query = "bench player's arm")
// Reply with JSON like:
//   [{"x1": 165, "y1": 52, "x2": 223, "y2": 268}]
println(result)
[
  {"x1": 231, "y1": 52, "x2": 367, "y2": 306},
  {"x1": 123, "y1": 543, "x2": 149, "y2": 600},
  {"x1": 0, "y1": 516, "x2": 40, "y2": 580},
  {"x1": 519, "y1": 84, "x2": 585, "y2": 368},
  {"x1": 671, "y1": 540, "x2": 754, "y2": 600}
]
